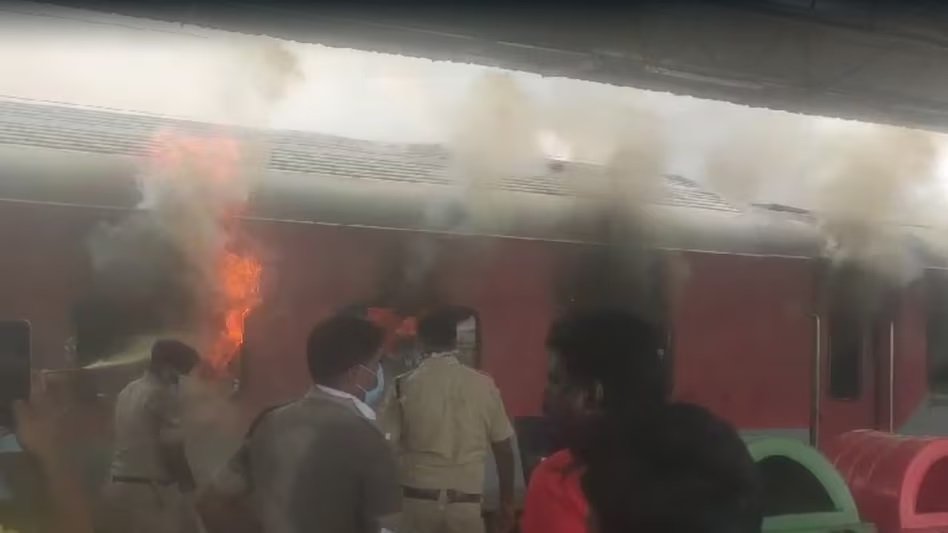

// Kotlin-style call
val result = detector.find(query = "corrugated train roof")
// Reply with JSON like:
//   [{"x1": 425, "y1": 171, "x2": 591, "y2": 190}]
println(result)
[{"x1": 0, "y1": 98, "x2": 739, "y2": 213}]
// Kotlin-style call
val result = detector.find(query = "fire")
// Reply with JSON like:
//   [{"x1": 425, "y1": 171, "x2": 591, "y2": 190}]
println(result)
[
  {"x1": 209, "y1": 251, "x2": 262, "y2": 371},
  {"x1": 149, "y1": 130, "x2": 242, "y2": 185},
  {"x1": 367, "y1": 307, "x2": 418, "y2": 354},
  {"x1": 147, "y1": 129, "x2": 263, "y2": 374}
]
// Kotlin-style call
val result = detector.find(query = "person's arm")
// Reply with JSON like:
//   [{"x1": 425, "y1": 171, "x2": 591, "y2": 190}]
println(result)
[
  {"x1": 150, "y1": 387, "x2": 196, "y2": 492},
  {"x1": 13, "y1": 377, "x2": 93, "y2": 533},
  {"x1": 487, "y1": 383, "x2": 517, "y2": 533},
  {"x1": 198, "y1": 443, "x2": 261, "y2": 533},
  {"x1": 377, "y1": 383, "x2": 402, "y2": 448},
  {"x1": 359, "y1": 422, "x2": 403, "y2": 533},
  {"x1": 160, "y1": 441, "x2": 195, "y2": 492},
  {"x1": 492, "y1": 438, "x2": 516, "y2": 531}
]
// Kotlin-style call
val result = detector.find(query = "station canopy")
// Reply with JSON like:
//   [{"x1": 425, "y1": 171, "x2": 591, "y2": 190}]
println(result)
[{"x1": 38, "y1": 0, "x2": 948, "y2": 133}]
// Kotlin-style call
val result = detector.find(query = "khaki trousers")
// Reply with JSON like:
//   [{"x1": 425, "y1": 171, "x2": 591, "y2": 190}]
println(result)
[
  {"x1": 98, "y1": 481, "x2": 199, "y2": 533},
  {"x1": 402, "y1": 498, "x2": 485, "y2": 533}
]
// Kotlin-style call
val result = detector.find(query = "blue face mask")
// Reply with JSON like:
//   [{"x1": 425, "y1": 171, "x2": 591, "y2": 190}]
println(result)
[{"x1": 359, "y1": 363, "x2": 385, "y2": 407}]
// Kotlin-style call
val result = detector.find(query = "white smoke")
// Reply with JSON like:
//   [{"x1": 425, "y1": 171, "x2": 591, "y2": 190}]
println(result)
[
  {"x1": 437, "y1": 71, "x2": 948, "y2": 309},
  {"x1": 814, "y1": 123, "x2": 939, "y2": 284},
  {"x1": 701, "y1": 109, "x2": 944, "y2": 284},
  {"x1": 702, "y1": 111, "x2": 816, "y2": 206},
  {"x1": 211, "y1": 37, "x2": 304, "y2": 128},
  {"x1": 444, "y1": 72, "x2": 669, "y2": 233},
  {"x1": 446, "y1": 71, "x2": 545, "y2": 233},
  {"x1": 83, "y1": 37, "x2": 301, "y2": 364}
]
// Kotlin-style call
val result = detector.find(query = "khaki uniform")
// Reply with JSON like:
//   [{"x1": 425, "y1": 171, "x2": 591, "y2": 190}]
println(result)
[
  {"x1": 381, "y1": 353, "x2": 514, "y2": 533},
  {"x1": 99, "y1": 373, "x2": 197, "y2": 533}
]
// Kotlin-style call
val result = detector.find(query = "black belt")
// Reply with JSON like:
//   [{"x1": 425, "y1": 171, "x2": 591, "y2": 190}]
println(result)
[
  {"x1": 403, "y1": 486, "x2": 482, "y2": 504},
  {"x1": 112, "y1": 476, "x2": 175, "y2": 486}
]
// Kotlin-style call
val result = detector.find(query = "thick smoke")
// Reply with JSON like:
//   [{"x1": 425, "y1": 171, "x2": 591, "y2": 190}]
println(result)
[
  {"x1": 384, "y1": 72, "x2": 670, "y2": 318},
  {"x1": 815, "y1": 124, "x2": 938, "y2": 284},
  {"x1": 76, "y1": 38, "x2": 301, "y2": 485},
  {"x1": 558, "y1": 102, "x2": 666, "y2": 321},
  {"x1": 703, "y1": 111, "x2": 815, "y2": 206},
  {"x1": 76, "y1": 38, "x2": 301, "y2": 365},
  {"x1": 447, "y1": 71, "x2": 544, "y2": 233},
  {"x1": 382, "y1": 68, "x2": 948, "y2": 326},
  {"x1": 213, "y1": 38, "x2": 304, "y2": 128},
  {"x1": 438, "y1": 72, "x2": 671, "y2": 317},
  {"x1": 446, "y1": 71, "x2": 669, "y2": 234},
  {"x1": 703, "y1": 110, "x2": 943, "y2": 286},
  {"x1": 377, "y1": 72, "x2": 545, "y2": 313},
  {"x1": 434, "y1": 73, "x2": 948, "y2": 320},
  {"x1": 596, "y1": 106, "x2": 666, "y2": 224},
  {"x1": 79, "y1": 134, "x2": 250, "y2": 364}
]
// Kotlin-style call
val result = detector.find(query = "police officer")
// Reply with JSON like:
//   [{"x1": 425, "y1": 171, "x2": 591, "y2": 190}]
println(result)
[
  {"x1": 381, "y1": 309, "x2": 516, "y2": 533},
  {"x1": 101, "y1": 339, "x2": 199, "y2": 533}
]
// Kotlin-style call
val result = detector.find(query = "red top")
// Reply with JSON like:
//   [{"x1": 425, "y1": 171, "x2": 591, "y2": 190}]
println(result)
[{"x1": 520, "y1": 449, "x2": 589, "y2": 533}]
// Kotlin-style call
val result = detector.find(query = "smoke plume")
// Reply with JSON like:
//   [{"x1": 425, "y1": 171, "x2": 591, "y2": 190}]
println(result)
[
  {"x1": 558, "y1": 135, "x2": 668, "y2": 316},
  {"x1": 815, "y1": 124, "x2": 938, "y2": 284},
  {"x1": 377, "y1": 72, "x2": 545, "y2": 313},
  {"x1": 703, "y1": 111, "x2": 815, "y2": 205},
  {"x1": 447, "y1": 71, "x2": 544, "y2": 233},
  {"x1": 214, "y1": 38, "x2": 304, "y2": 128},
  {"x1": 537, "y1": 87, "x2": 669, "y2": 316},
  {"x1": 702, "y1": 106, "x2": 945, "y2": 286},
  {"x1": 76, "y1": 38, "x2": 301, "y2": 365}
]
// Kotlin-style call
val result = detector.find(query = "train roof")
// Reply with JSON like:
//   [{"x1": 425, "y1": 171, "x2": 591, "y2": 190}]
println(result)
[
  {"x1": 0, "y1": 98, "x2": 834, "y2": 257},
  {"x1": 0, "y1": 98, "x2": 737, "y2": 212}
]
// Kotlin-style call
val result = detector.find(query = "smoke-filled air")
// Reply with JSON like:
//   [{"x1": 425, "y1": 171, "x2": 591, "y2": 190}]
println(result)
[
  {"x1": 703, "y1": 108, "x2": 948, "y2": 285},
  {"x1": 80, "y1": 38, "x2": 302, "y2": 371},
  {"x1": 65, "y1": 29, "x2": 948, "y2": 369}
]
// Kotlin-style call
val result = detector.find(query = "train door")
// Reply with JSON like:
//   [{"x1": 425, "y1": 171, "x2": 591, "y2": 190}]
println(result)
[
  {"x1": 926, "y1": 272, "x2": 948, "y2": 403},
  {"x1": 815, "y1": 264, "x2": 894, "y2": 445},
  {"x1": 905, "y1": 271, "x2": 948, "y2": 435}
]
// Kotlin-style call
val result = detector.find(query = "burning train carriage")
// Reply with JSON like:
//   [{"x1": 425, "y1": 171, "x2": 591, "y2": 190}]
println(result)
[{"x1": 0, "y1": 98, "x2": 942, "y2": 452}]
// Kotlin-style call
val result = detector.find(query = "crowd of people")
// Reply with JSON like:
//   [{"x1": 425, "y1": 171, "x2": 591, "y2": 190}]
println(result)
[{"x1": 8, "y1": 307, "x2": 763, "y2": 533}]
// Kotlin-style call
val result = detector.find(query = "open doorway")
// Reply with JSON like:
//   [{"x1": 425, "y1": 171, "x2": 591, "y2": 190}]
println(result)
[
  {"x1": 926, "y1": 271, "x2": 948, "y2": 400},
  {"x1": 819, "y1": 261, "x2": 896, "y2": 438}
]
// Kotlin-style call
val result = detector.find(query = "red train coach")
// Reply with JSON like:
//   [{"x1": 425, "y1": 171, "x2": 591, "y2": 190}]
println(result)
[{"x1": 0, "y1": 99, "x2": 942, "y2": 449}]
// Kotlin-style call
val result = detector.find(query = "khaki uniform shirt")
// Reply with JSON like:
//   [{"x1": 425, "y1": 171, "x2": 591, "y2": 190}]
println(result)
[
  {"x1": 110, "y1": 372, "x2": 182, "y2": 480},
  {"x1": 381, "y1": 353, "x2": 514, "y2": 494}
]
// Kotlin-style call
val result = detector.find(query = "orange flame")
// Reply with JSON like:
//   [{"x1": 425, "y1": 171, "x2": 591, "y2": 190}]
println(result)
[
  {"x1": 149, "y1": 130, "x2": 242, "y2": 185},
  {"x1": 209, "y1": 251, "x2": 262, "y2": 371},
  {"x1": 366, "y1": 308, "x2": 418, "y2": 354},
  {"x1": 148, "y1": 129, "x2": 263, "y2": 374}
]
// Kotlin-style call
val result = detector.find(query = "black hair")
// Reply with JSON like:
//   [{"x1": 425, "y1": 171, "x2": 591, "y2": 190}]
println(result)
[
  {"x1": 547, "y1": 309, "x2": 666, "y2": 420},
  {"x1": 306, "y1": 315, "x2": 384, "y2": 383},
  {"x1": 417, "y1": 308, "x2": 462, "y2": 353},
  {"x1": 150, "y1": 339, "x2": 200, "y2": 374},
  {"x1": 582, "y1": 403, "x2": 762, "y2": 533}
]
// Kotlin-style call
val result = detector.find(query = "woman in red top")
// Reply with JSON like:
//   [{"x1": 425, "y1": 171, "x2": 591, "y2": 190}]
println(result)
[
  {"x1": 520, "y1": 310, "x2": 668, "y2": 533},
  {"x1": 520, "y1": 448, "x2": 587, "y2": 533}
]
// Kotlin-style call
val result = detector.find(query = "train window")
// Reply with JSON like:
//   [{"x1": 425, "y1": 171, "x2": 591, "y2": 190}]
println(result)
[
  {"x1": 350, "y1": 305, "x2": 482, "y2": 371},
  {"x1": 828, "y1": 309, "x2": 863, "y2": 400},
  {"x1": 455, "y1": 310, "x2": 482, "y2": 369}
]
